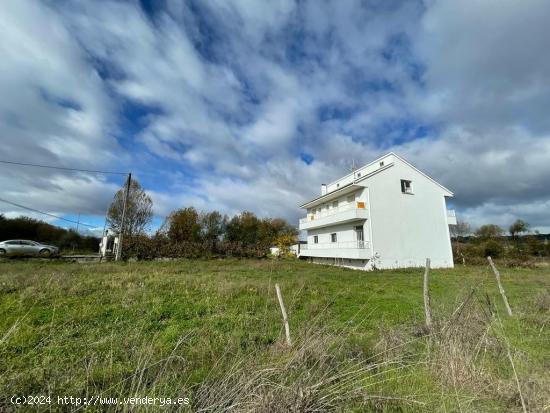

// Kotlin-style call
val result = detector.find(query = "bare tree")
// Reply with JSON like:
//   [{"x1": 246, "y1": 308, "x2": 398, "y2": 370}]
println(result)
[
  {"x1": 107, "y1": 179, "x2": 153, "y2": 236},
  {"x1": 449, "y1": 221, "x2": 471, "y2": 241}
]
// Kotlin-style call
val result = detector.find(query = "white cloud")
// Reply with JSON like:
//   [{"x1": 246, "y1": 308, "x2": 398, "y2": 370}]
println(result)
[
  {"x1": 0, "y1": 0, "x2": 122, "y2": 219},
  {"x1": 1, "y1": 0, "x2": 549, "y2": 233},
  {"x1": 416, "y1": 0, "x2": 550, "y2": 132}
]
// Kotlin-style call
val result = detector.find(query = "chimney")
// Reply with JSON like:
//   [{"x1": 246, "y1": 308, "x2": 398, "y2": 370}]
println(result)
[{"x1": 321, "y1": 184, "x2": 327, "y2": 195}]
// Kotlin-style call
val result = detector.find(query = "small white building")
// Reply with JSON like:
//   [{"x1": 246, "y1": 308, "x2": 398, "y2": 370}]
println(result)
[
  {"x1": 298, "y1": 153, "x2": 456, "y2": 270},
  {"x1": 270, "y1": 243, "x2": 302, "y2": 257}
]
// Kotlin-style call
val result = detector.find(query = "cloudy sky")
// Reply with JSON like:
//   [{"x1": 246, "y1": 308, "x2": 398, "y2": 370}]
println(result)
[{"x1": 1, "y1": 0, "x2": 550, "y2": 234}]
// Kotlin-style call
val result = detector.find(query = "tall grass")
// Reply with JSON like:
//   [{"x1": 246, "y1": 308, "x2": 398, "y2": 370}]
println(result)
[{"x1": 0, "y1": 259, "x2": 548, "y2": 412}]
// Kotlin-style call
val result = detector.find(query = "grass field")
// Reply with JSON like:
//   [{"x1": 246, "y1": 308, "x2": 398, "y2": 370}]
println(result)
[{"x1": 0, "y1": 259, "x2": 549, "y2": 412}]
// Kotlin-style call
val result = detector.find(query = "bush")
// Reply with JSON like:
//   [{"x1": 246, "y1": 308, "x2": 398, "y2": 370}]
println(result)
[
  {"x1": 122, "y1": 209, "x2": 296, "y2": 261},
  {"x1": 454, "y1": 242, "x2": 484, "y2": 264},
  {"x1": 122, "y1": 234, "x2": 273, "y2": 260},
  {"x1": 482, "y1": 240, "x2": 504, "y2": 258}
]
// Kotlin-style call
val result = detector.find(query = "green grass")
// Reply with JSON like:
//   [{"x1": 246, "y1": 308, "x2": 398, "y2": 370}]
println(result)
[{"x1": 0, "y1": 259, "x2": 548, "y2": 412}]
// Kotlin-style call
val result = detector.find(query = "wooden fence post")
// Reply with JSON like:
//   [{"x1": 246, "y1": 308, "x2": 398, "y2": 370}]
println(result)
[
  {"x1": 275, "y1": 283, "x2": 291, "y2": 346},
  {"x1": 487, "y1": 256, "x2": 513, "y2": 316},
  {"x1": 423, "y1": 258, "x2": 432, "y2": 328}
]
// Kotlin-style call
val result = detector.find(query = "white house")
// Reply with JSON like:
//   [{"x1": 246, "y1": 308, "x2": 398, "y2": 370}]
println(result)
[{"x1": 298, "y1": 153, "x2": 456, "y2": 270}]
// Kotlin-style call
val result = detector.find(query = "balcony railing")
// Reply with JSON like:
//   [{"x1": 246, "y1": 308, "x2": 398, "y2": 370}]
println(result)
[
  {"x1": 446, "y1": 209, "x2": 457, "y2": 225},
  {"x1": 300, "y1": 202, "x2": 366, "y2": 224},
  {"x1": 301, "y1": 240, "x2": 369, "y2": 250}
]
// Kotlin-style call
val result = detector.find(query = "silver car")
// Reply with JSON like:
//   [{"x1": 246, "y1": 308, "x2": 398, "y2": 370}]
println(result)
[{"x1": 0, "y1": 240, "x2": 59, "y2": 257}]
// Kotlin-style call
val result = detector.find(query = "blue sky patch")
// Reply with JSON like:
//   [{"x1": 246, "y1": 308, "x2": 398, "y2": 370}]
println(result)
[{"x1": 300, "y1": 152, "x2": 314, "y2": 165}]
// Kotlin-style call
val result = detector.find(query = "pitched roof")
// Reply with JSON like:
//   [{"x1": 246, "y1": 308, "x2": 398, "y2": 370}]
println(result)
[{"x1": 299, "y1": 152, "x2": 453, "y2": 209}]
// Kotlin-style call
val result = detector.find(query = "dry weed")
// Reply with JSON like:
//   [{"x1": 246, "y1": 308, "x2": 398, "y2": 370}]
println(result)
[{"x1": 191, "y1": 324, "x2": 424, "y2": 412}]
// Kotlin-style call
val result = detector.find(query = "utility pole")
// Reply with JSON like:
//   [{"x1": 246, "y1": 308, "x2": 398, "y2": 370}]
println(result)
[
  {"x1": 116, "y1": 173, "x2": 132, "y2": 261},
  {"x1": 73, "y1": 213, "x2": 81, "y2": 253}
]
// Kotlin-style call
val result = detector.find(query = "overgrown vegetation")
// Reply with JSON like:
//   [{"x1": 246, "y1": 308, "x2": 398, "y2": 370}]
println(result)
[
  {"x1": 0, "y1": 259, "x2": 548, "y2": 412},
  {"x1": 0, "y1": 214, "x2": 99, "y2": 252},
  {"x1": 451, "y1": 220, "x2": 550, "y2": 266},
  {"x1": 452, "y1": 235, "x2": 550, "y2": 266},
  {"x1": 102, "y1": 178, "x2": 296, "y2": 259},
  {"x1": 123, "y1": 210, "x2": 297, "y2": 259}
]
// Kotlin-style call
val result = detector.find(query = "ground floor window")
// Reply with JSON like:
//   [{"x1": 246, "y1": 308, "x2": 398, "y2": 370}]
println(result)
[
  {"x1": 331, "y1": 233, "x2": 337, "y2": 242},
  {"x1": 313, "y1": 235, "x2": 318, "y2": 244}
]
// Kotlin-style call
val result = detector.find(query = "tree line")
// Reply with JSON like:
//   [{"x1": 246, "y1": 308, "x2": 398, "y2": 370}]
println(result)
[
  {"x1": 0, "y1": 214, "x2": 99, "y2": 251},
  {"x1": 450, "y1": 219, "x2": 549, "y2": 264},
  {"x1": 450, "y1": 219, "x2": 532, "y2": 240},
  {"x1": 0, "y1": 178, "x2": 297, "y2": 258},
  {"x1": 107, "y1": 179, "x2": 298, "y2": 259}
]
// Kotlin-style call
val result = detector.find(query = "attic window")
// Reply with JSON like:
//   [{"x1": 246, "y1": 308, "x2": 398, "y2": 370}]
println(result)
[
  {"x1": 337, "y1": 183, "x2": 340, "y2": 188},
  {"x1": 401, "y1": 179, "x2": 413, "y2": 194},
  {"x1": 357, "y1": 172, "x2": 361, "y2": 178},
  {"x1": 380, "y1": 161, "x2": 384, "y2": 167}
]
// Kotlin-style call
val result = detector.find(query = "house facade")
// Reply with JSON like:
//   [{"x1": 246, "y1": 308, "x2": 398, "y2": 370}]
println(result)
[{"x1": 298, "y1": 153, "x2": 456, "y2": 270}]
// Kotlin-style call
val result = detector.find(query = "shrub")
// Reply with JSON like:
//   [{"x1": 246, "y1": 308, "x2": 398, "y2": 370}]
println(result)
[
  {"x1": 482, "y1": 240, "x2": 504, "y2": 258},
  {"x1": 122, "y1": 235, "x2": 273, "y2": 260},
  {"x1": 475, "y1": 224, "x2": 503, "y2": 240}
]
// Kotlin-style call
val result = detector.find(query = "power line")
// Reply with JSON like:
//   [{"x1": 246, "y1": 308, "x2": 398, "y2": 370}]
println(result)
[
  {"x1": 0, "y1": 160, "x2": 128, "y2": 176},
  {"x1": 0, "y1": 197, "x2": 97, "y2": 228}
]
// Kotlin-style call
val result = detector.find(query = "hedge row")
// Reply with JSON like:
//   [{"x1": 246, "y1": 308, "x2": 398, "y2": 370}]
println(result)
[{"x1": 122, "y1": 234, "x2": 272, "y2": 260}]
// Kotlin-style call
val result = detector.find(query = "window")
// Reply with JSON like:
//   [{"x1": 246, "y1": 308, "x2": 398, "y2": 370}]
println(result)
[
  {"x1": 357, "y1": 172, "x2": 361, "y2": 178},
  {"x1": 313, "y1": 235, "x2": 318, "y2": 244},
  {"x1": 401, "y1": 179, "x2": 413, "y2": 194},
  {"x1": 347, "y1": 194, "x2": 355, "y2": 203},
  {"x1": 331, "y1": 233, "x2": 337, "y2": 243},
  {"x1": 380, "y1": 161, "x2": 384, "y2": 167},
  {"x1": 337, "y1": 183, "x2": 340, "y2": 188},
  {"x1": 332, "y1": 200, "x2": 338, "y2": 208}
]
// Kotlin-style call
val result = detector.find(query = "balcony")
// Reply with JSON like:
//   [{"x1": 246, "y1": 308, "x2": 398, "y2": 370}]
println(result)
[
  {"x1": 447, "y1": 209, "x2": 457, "y2": 225},
  {"x1": 300, "y1": 240, "x2": 371, "y2": 259},
  {"x1": 299, "y1": 202, "x2": 368, "y2": 230}
]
